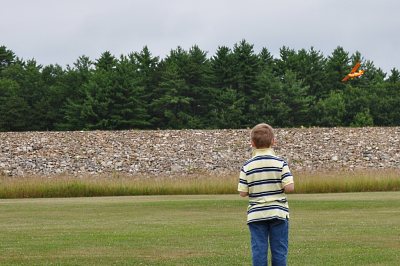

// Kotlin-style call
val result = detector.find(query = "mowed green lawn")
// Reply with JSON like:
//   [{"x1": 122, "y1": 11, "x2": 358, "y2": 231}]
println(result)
[{"x1": 0, "y1": 192, "x2": 399, "y2": 265}]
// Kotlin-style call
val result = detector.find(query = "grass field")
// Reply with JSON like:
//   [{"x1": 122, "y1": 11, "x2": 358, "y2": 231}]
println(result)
[{"x1": 1, "y1": 192, "x2": 399, "y2": 265}]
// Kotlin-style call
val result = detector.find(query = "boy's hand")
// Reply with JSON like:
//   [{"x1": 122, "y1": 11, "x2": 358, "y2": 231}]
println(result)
[
  {"x1": 239, "y1": 191, "x2": 249, "y2": 197},
  {"x1": 284, "y1": 183, "x2": 294, "y2": 193}
]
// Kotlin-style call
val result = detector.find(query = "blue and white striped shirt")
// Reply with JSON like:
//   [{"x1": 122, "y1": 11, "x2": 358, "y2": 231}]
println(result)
[{"x1": 238, "y1": 148, "x2": 294, "y2": 224}]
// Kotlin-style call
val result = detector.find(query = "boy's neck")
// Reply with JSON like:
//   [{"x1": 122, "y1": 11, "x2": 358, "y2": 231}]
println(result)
[{"x1": 252, "y1": 147, "x2": 274, "y2": 157}]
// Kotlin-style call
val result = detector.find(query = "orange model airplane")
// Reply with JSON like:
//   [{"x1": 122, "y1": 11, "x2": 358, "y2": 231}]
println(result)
[{"x1": 342, "y1": 62, "x2": 365, "y2": 82}]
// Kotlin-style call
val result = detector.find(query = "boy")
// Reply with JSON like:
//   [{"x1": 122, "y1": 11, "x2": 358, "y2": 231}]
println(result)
[{"x1": 238, "y1": 123, "x2": 294, "y2": 266}]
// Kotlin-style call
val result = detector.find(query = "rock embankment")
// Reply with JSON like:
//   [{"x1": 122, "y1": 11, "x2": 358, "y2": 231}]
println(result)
[{"x1": 1, "y1": 127, "x2": 399, "y2": 177}]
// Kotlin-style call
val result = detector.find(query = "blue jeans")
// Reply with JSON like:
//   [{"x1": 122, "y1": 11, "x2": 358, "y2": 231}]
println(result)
[{"x1": 248, "y1": 219, "x2": 289, "y2": 266}]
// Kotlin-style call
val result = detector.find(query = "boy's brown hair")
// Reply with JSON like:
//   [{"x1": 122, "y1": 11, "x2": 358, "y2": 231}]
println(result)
[{"x1": 251, "y1": 123, "x2": 275, "y2": 148}]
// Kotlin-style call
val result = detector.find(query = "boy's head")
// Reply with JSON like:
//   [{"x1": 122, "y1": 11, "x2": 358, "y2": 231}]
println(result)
[{"x1": 250, "y1": 123, "x2": 275, "y2": 149}]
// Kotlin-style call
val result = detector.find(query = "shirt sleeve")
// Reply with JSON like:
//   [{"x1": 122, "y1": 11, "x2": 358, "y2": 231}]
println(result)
[
  {"x1": 281, "y1": 161, "x2": 294, "y2": 187},
  {"x1": 238, "y1": 166, "x2": 249, "y2": 192}
]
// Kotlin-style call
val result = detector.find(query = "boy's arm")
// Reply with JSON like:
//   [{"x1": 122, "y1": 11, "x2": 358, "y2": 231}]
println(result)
[
  {"x1": 238, "y1": 167, "x2": 249, "y2": 197},
  {"x1": 282, "y1": 161, "x2": 294, "y2": 193}
]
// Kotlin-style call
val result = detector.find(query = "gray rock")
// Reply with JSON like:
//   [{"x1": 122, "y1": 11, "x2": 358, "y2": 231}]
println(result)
[{"x1": 0, "y1": 127, "x2": 399, "y2": 177}]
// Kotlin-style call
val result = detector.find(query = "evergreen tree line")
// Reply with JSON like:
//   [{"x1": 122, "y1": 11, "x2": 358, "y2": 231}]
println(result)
[{"x1": 1, "y1": 40, "x2": 399, "y2": 131}]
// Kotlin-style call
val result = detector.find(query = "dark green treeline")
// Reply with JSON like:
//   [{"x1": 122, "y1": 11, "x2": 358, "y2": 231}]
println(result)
[{"x1": 1, "y1": 40, "x2": 399, "y2": 131}]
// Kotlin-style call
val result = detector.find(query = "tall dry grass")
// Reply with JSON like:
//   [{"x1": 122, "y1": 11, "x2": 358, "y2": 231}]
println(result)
[
  {"x1": 295, "y1": 169, "x2": 400, "y2": 193},
  {"x1": 0, "y1": 169, "x2": 399, "y2": 198}
]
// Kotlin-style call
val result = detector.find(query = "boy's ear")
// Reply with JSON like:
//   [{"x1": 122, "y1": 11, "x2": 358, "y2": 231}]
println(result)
[{"x1": 251, "y1": 140, "x2": 256, "y2": 148}]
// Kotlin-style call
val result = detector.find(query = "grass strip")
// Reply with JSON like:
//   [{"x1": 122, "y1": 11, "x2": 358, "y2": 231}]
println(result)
[{"x1": 0, "y1": 169, "x2": 399, "y2": 198}]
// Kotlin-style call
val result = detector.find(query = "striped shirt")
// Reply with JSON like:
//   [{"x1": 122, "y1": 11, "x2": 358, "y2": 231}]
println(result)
[{"x1": 238, "y1": 148, "x2": 294, "y2": 224}]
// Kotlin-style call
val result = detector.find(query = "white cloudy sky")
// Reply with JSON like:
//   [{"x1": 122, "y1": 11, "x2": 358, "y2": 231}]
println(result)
[{"x1": 1, "y1": 0, "x2": 399, "y2": 73}]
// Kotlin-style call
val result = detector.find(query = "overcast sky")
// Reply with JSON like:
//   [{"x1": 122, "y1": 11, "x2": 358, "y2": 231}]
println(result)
[{"x1": 1, "y1": 0, "x2": 399, "y2": 74}]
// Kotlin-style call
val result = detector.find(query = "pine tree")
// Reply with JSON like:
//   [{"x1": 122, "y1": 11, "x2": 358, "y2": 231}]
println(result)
[
  {"x1": 387, "y1": 68, "x2": 400, "y2": 83},
  {"x1": 59, "y1": 56, "x2": 94, "y2": 130},
  {"x1": 325, "y1": 46, "x2": 349, "y2": 93},
  {"x1": 131, "y1": 46, "x2": 160, "y2": 109},
  {"x1": 314, "y1": 91, "x2": 346, "y2": 127},
  {"x1": 231, "y1": 40, "x2": 260, "y2": 95},
  {"x1": 0, "y1": 78, "x2": 30, "y2": 131},
  {"x1": 0, "y1": 46, "x2": 16, "y2": 73},
  {"x1": 211, "y1": 46, "x2": 234, "y2": 89},
  {"x1": 150, "y1": 62, "x2": 192, "y2": 129}
]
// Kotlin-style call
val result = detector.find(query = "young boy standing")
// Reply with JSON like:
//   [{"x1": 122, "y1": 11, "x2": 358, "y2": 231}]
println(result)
[{"x1": 238, "y1": 123, "x2": 294, "y2": 266}]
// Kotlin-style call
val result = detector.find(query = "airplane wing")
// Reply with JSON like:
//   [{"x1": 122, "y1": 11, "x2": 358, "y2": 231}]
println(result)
[
  {"x1": 349, "y1": 62, "x2": 361, "y2": 74},
  {"x1": 342, "y1": 63, "x2": 363, "y2": 82}
]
